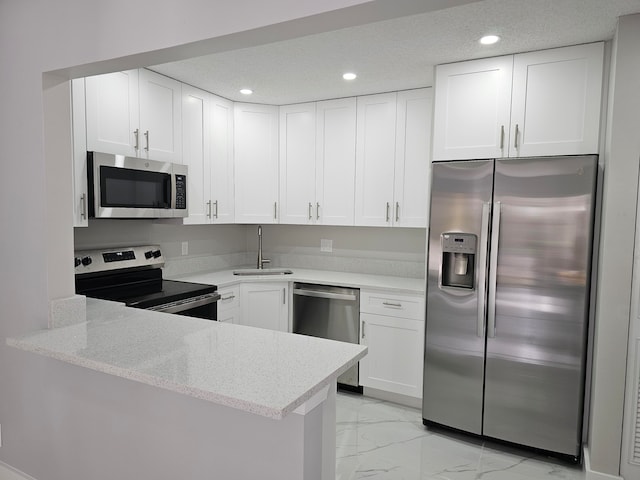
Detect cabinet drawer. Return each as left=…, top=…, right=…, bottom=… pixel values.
left=360, top=289, right=424, bottom=320
left=218, top=285, right=240, bottom=312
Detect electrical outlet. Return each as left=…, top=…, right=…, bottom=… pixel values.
left=181, top=241, right=188, bottom=256
left=320, top=239, right=333, bottom=253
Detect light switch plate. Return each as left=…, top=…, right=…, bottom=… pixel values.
left=320, top=239, right=333, bottom=253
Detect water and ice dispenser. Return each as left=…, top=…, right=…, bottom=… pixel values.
left=440, top=233, right=476, bottom=289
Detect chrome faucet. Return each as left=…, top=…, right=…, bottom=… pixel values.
left=256, top=225, right=270, bottom=269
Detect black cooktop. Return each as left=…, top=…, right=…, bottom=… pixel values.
left=76, top=267, right=217, bottom=309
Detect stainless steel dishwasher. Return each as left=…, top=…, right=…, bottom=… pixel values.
left=292, top=283, right=361, bottom=390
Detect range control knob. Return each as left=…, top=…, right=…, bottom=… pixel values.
left=81, top=256, right=92, bottom=266
left=144, top=250, right=153, bottom=259
left=74, top=257, right=81, bottom=268
left=152, top=250, right=162, bottom=258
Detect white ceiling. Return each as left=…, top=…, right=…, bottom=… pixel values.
left=149, top=0, right=640, bottom=105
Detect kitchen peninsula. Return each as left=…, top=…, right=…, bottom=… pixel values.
left=7, top=298, right=366, bottom=480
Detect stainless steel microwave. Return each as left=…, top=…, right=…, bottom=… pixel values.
left=87, top=151, right=188, bottom=219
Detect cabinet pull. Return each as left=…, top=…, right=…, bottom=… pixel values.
left=213, top=200, right=219, bottom=219
left=500, top=125, right=505, bottom=150
left=361, top=320, right=365, bottom=339
left=316, top=202, right=320, bottom=220
left=144, top=130, right=150, bottom=151
left=133, top=129, right=139, bottom=150
left=386, top=202, right=390, bottom=222
left=221, top=294, right=235, bottom=301
left=308, top=202, right=312, bottom=220
left=282, top=288, right=286, bottom=304
left=80, top=193, right=87, bottom=220
left=207, top=200, right=212, bottom=218
left=382, top=301, right=402, bottom=308
left=395, top=202, right=400, bottom=222
left=274, top=202, right=278, bottom=220
left=514, top=124, right=519, bottom=149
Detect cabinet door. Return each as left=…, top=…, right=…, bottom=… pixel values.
left=234, top=103, right=279, bottom=224
left=210, top=95, right=235, bottom=223
left=138, top=69, right=182, bottom=163
left=85, top=69, right=139, bottom=157
left=71, top=78, right=89, bottom=227
left=218, top=285, right=240, bottom=324
left=510, top=42, right=604, bottom=157
left=359, top=312, right=424, bottom=398
left=432, top=56, right=513, bottom=160
left=182, top=85, right=211, bottom=225
left=240, top=282, right=289, bottom=332
left=279, top=103, right=316, bottom=224
left=393, top=88, right=432, bottom=228
left=316, top=98, right=357, bottom=226
left=355, top=93, right=397, bottom=227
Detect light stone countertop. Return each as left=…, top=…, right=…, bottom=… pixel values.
left=171, top=267, right=425, bottom=294
left=7, top=298, right=367, bottom=420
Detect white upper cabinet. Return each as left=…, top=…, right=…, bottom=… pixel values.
left=85, top=69, right=140, bottom=157
left=138, top=69, right=182, bottom=163
left=432, top=56, right=513, bottom=161
left=355, top=90, right=432, bottom=228
left=355, top=92, right=398, bottom=227
left=433, top=42, right=604, bottom=160
left=316, top=97, right=357, bottom=226
left=510, top=42, right=604, bottom=157
left=234, top=103, right=279, bottom=224
left=393, top=88, right=432, bottom=228
left=279, top=103, right=317, bottom=224
left=279, top=98, right=357, bottom=226
left=210, top=95, right=235, bottom=223
left=182, top=87, right=235, bottom=225
left=85, top=69, right=182, bottom=163
left=182, top=85, right=211, bottom=225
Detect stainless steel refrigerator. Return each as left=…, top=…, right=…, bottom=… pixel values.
left=422, top=155, right=597, bottom=461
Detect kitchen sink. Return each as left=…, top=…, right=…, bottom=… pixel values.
left=232, top=268, right=294, bottom=276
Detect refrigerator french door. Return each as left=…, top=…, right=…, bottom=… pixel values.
left=422, top=156, right=597, bottom=460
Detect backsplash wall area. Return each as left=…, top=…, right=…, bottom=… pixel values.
left=74, top=222, right=427, bottom=278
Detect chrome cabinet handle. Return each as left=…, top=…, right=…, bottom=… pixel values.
left=133, top=129, right=139, bottom=150
left=282, top=288, right=286, bottom=305
left=207, top=200, right=212, bottom=218
left=500, top=125, right=505, bottom=150
left=514, top=124, right=519, bottom=149
left=213, top=200, right=219, bottom=219
left=382, top=301, right=402, bottom=308
left=361, top=320, right=365, bottom=339
left=477, top=202, right=491, bottom=338
left=395, top=202, right=400, bottom=222
left=80, top=193, right=87, bottom=220
left=221, top=294, right=235, bottom=301
left=316, top=202, right=320, bottom=220
left=308, top=202, right=312, bottom=220
left=274, top=202, right=278, bottom=220
left=386, top=202, right=390, bottom=222
left=487, top=201, right=501, bottom=338
left=144, top=130, right=149, bottom=151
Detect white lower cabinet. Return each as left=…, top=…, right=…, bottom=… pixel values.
left=359, top=289, right=425, bottom=398
left=239, top=282, right=289, bottom=332
left=217, top=285, right=240, bottom=324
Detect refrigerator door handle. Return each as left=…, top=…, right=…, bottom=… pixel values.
left=477, top=202, right=491, bottom=338
left=487, top=201, right=501, bottom=338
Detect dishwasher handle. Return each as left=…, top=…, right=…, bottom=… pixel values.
left=293, top=288, right=358, bottom=302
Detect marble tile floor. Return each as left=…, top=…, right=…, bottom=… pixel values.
left=335, top=391, right=585, bottom=480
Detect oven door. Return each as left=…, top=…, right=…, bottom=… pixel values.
left=146, top=292, right=221, bottom=320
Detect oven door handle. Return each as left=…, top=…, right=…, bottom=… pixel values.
left=147, top=292, right=221, bottom=314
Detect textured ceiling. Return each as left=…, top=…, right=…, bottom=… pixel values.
left=149, top=0, right=640, bottom=105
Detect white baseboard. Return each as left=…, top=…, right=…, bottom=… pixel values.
left=584, top=447, right=623, bottom=480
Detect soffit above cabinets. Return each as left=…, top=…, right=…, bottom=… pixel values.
left=148, top=0, right=640, bottom=106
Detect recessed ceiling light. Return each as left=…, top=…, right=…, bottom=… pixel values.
left=342, top=72, right=357, bottom=81
left=240, top=88, right=253, bottom=95
left=480, top=35, right=500, bottom=45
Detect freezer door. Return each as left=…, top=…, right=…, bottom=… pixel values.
left=423, top=159, right=494, bottom=434
left=483, top=156, right=597, bottom=457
